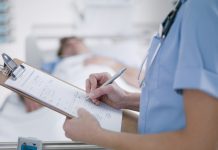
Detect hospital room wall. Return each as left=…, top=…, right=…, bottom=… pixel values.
left=0, top=0, right=174, bottom=102
left=0, top=0, right=174, bottom=60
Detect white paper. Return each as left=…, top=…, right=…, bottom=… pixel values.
left=5, top=64, right=122, bottom=132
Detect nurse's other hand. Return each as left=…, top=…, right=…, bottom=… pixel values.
left=63, top=108, right=102, bottom=143
left=86, top=72, right=127, bottom=109
left=23, top=97, right=43, bottom=112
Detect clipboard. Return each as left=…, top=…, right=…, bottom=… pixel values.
left=0, top=53, right=138, bottom=132
left=0, top=53, right=84, bottom=118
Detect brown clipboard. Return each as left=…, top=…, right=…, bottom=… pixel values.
left=0, top=58, right=86, bottom=118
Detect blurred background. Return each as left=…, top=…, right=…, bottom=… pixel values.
left=0, top=0, right=176, bottom=142
left=0, top=0, right=175, bottom=99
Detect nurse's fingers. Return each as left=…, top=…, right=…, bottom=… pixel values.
left=92, top=98, right=101, bottom=105
left=87, top=72, right=112, bottom=105
left=86, top=77, right=100, bottom=104
left=86, top=79, right=91, bottom=93
left=77, top=108, right=92, bottom=119
left=63, top=117, right=72, bottom=137
left=89, top=72, right=111, bottom=85
left=89, top=84, right=113, bottom=100
left=63, top=117, right=74, bottom=130
left=89, top=74, right=98, bottom=91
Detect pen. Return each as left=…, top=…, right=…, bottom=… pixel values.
left=100, top=67, right=127, bottom=87
left=86, top=67, right=127, bottom=99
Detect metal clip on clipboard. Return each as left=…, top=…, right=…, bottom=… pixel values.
left=1, top=53, right=25, bottom=80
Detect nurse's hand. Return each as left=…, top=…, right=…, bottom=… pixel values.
left=86, top=72, right=128, bottom=109
left=63, top=108, right=102, bottom=143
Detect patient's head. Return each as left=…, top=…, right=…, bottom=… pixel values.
left=57, top=37, right=88, bottom=57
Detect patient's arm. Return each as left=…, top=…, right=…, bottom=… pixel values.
left=21, top=96, right=43, bottom=112
left=84, top=56, right=139, bottom=88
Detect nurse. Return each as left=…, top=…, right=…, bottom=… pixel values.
left=63, top=0, right=218, bottom=149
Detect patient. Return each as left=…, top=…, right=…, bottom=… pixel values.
left=41, top=37, right=88, bottom=74
left=23, top=36, right=139, bottom=112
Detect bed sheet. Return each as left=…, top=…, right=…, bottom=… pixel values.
left=0, top=94, right=69, bottom=142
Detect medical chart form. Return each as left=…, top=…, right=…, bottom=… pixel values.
left=5, top=64, right=122, bottom=132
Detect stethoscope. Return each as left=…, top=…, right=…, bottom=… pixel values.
left=138, top=0, right=182, bottom=87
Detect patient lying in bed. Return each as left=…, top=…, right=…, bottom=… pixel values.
left=23, top=36, right=139, bottom=112
left=42, top=36, right=138, bottom=86
left=0, top=36, right=139, bottom=141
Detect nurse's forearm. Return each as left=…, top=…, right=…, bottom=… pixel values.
left=123, top=92, right=140, bottom=111
left=95, top=130, right=182, bottom=150
left=91, top=129, right=208, bottom=150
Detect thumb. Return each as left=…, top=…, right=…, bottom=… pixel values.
left=77, top=108, right=91, bottom=118
left=89, top=85, right=113, bottom=99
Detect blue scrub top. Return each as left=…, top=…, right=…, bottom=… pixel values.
left=139, top=0, right=218, bottom=134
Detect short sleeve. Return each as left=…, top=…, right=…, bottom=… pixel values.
left=173, top=0, right=218, bottom=98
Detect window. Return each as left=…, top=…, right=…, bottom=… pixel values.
left=0, top=0, right=11, bottom=43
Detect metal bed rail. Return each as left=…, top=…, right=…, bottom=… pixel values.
left=0, top=141, right=107, bottom=150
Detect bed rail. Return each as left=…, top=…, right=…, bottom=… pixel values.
left=0, top=141, right=106, bottom=150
